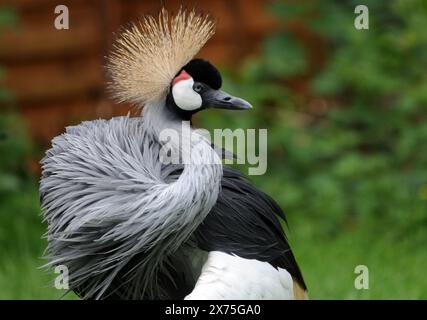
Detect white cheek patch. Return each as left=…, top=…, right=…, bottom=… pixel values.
left=172, top=78, right=202, bottom=111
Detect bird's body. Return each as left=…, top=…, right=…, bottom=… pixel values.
left=40, top=8, right=307, bottom=299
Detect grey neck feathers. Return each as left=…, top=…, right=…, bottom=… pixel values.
left=135, top=101, right=223, bottom=296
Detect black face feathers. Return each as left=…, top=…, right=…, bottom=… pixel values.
left=182, top=59, right=222, bottom=90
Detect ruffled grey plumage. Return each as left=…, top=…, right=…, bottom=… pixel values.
left=40, top=104, right=222, bottom=299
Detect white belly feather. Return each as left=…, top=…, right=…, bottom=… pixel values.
left=185, top=251, right=294, bottom=300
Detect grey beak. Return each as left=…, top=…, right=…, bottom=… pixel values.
left=203, top=88, right=252, bottom=110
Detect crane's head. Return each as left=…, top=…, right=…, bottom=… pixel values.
left=106, top=8, right=251, bottom=116
left=168, top=59, right=252, bottom=118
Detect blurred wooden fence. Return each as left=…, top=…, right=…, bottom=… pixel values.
left=0, top=0, right=324, bottom=147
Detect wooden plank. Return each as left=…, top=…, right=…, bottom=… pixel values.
left=0, top=1, right=104, bottom=61
left=20, top=98, right=132, bottom=144
left=120, top=0, right=235, bottom=36
left=3, top=55, right=105, bottom=103
left=236, top=0, right=278, bottom=35
left=99, top=0, right=123, bottom=48
left=197, top=39, right=251, bottom=65
left=0, top=0, right=74, bottom=10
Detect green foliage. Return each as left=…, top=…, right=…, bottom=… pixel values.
left=0, top=114, right=30, bottom=193
left=0, top=6, right=18, bottom=27
left=200, top=0, right=427, bottom=239
left=198, top=1, right=427, bottom=298
left=0, top=113, right=76, bottom=299
left=0, top=6, right=17, bottom=105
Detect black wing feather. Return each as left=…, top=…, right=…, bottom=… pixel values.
left=194, top=166, right=307, bottom=290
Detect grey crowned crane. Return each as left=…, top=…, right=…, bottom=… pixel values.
left=40, top=8, right=307, bottom=300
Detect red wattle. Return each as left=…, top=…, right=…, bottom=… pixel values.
left=172, top=70, right=192, bottom=86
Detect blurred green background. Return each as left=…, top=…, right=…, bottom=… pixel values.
left=1, top=0, right=427, bottom=299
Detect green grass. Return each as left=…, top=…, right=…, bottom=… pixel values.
left=0, top=185, right=76, bottom=299
left=0, top=183, right=425, bottom=299
left=290, top=218, right=427, bottom=299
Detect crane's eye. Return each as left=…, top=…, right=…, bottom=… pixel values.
left=193, top=83, right=203, bottom=93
